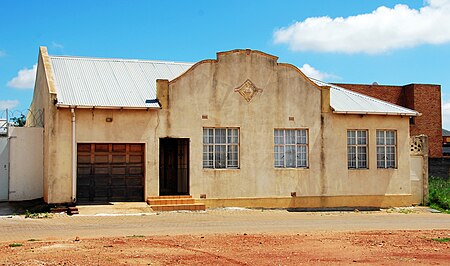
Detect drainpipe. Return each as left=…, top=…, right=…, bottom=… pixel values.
left=71, top=108, right=77, bottom=203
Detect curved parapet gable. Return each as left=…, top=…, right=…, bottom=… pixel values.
left=170, top=59, right=216, bottom=85
left=170, top=49, right=322, bottom=93
left=277, top=63, right=322, bottom=91
left=216, top=49, right=279, bottom=62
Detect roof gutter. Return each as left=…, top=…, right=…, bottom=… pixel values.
left=55, top=104, right=161, bottom=110
left=332, top=110, right=421, bottom=116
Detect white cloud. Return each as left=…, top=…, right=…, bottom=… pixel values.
left=52, top=41, right=64, bottom=50
left=0, top=50, right=5, bottom=57
left=442, top=99, right=450, bottom=129
left=274, top=0, right=450, bottom=54
left=7, top=64, right=37, bottom=89
left=0, top=100, right=19, bottom=110
left=299, top=64, right=339, bottom=81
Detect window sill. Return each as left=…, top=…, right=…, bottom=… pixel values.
left=202, top=168, right=240, bottom=171
left=274, top=167, right=309, bottom=170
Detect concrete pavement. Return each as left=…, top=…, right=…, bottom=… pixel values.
left=0, top=208, right=449, bottom=242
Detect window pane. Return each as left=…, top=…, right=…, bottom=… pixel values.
left=214, top=145, right=226, bottom=168
left=285, top=145, right=296, bottom=167
left=386, top=131, right=395, bottom=145
left=286, top=130, right=296, bottom=144
left=227, top=145, right=238, bottom=168
left=227, top=128, right=238, bottom=144
left=203, top=128, right=214, bottom=144
left=274, top=130, right=284, bottom=144
left=348, top=146, right=356, bottom=168
left=347, top=131, right=356, bottom=145
left=386, top=146, right=396, bottom=168
left=203, top=145, right=213, bottom=168
left=274, top=146, right=284, bottom=168
left=357, top=146, right=367, bottom=168
left=376, top=130, right=384, bottom=145
left=215, top=129, right=226, bottom=144
left=297, top=130, right=307, bottom=144
left=297, top=145, right=307, bottom=167
left=357, top=130, right=367, bottom=145
left=377, top=146, right=385, bottom=168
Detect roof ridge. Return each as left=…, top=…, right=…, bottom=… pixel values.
left=49, top=55, right=195, bottom=65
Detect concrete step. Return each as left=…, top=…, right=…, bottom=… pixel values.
left=147, top=195, right=192, bottom=199
left=150, top=203, right=206, bottom=212
left=76, top=202, right=153, bottom=215
left=147, top=198, right=195, bottom=205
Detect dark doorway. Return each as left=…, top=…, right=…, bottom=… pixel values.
left=159, top=138, right=189, bottom=195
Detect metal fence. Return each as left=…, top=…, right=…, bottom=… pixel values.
left=0, top=109, right=44, bottom=136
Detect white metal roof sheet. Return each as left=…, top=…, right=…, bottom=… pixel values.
left=50, top=56, right=194, bottom=108
left=309, top=78, right=419, bottom=116
left=48, top=54, right=419, bottom=116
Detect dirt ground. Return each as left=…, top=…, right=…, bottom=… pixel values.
left=1, top=230, right=449, bottom=265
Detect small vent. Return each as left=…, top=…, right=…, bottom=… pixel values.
left=145, top=99, right=158, bottom=104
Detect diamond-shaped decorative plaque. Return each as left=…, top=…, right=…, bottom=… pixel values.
left=234, top=79, right=263, bottom=102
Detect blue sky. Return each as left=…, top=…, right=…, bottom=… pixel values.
left=1, top=0, right=450, bottom=127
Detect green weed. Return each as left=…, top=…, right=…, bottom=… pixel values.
left=24, top=210, right=51, bottom=219
left=428, top=177, right=450, bottom=213
left=431, top=237, right=450, bottom=243
left=9, top=243, right=23, bottom=247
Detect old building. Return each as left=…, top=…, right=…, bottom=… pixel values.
left=27, top=47, right=420, bottom=209
left=335, top=83, right=442, bottom=158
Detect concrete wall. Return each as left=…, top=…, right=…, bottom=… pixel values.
left=35, top=49, right=413, bottom=207
left=0, top=137, right=8, bottom=201
left=410, top=156, right=424, bottom=204
left=429, top=158, right=450, bottom=179
left=8, top=127, right=43, bottom=201
left=27, top=47, right=59, bottom=203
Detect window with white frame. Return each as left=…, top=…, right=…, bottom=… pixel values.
left=203, top=128, right=239, bottom=169
left=347, top=130, right=368, bottom=169
left=274, top=129, right=308, bottom=168
left=376, top=130, right=396, bottom=168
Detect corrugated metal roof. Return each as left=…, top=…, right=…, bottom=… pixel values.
left=50, top=56, right=194, bottom=108
left=48, top=54, right=419, bottom=116
left=309, top=78, right=420, bottom=116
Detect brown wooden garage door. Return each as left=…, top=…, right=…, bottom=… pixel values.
left=77, top=143, right=145, bottom=202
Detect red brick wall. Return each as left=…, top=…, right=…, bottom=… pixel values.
left=335, top=83, right=442, bottom=158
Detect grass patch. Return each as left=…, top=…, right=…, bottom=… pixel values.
left=27, top=239, right=40, bottom=242
left=431, top=237, right=450, bottom=243
left=24, top=210, right=51, bottom=219
left=9, top=243, right=23, bottom=247
left=428, top=177, right=450, bottom=213
left=127, top=235, right=145, bottom=238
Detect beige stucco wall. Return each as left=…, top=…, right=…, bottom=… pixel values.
left=34, top=49, right=413, bottom=206
left=27, top=47, right=63, bottom=203
left=166, top=50, right=323, bottom=199
left=8, top=127, right=43, bottom=201
left=322, top=113, right=411, bottom=196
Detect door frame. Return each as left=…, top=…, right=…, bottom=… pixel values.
left=159, top=138, right=190, bottom=196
